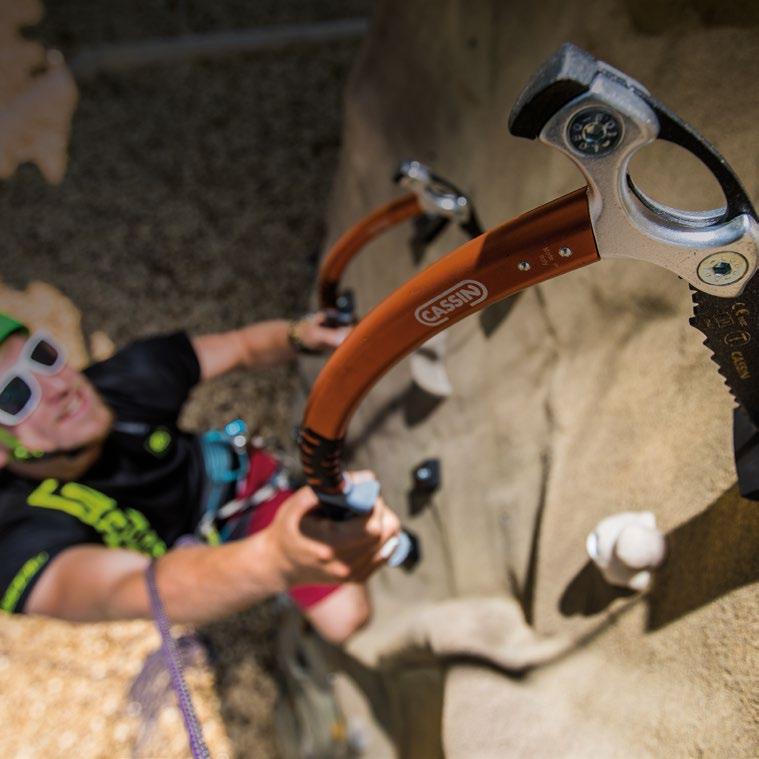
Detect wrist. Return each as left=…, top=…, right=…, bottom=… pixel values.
left=286, top=319, right=305, bottom=354
left=245, top=530, right=291, bottom=594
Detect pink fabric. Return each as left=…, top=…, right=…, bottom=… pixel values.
left=241, top=449, right=338, bottom=610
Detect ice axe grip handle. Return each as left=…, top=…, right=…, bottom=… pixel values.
left=322, top=290, right=356, bottom=328
left=313, top=476, right=420, bottom=570
left=299, top=427, right=420, bottom=570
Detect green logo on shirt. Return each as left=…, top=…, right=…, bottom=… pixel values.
left=147, top=428, right=172, bottom=456
left=28, top=479, right=167, bottom=557
left=1, top=551, right=49, bottom=613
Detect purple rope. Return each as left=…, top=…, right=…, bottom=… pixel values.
left=146, top=560, right=211, bottom=759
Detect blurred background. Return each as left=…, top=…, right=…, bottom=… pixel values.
left=0, top=1, right=374, bottom=757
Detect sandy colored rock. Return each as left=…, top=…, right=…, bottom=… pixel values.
left=0, top=615, right=232, bottom=759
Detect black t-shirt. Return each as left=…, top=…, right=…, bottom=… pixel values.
left=0, top=332, right=206, bottom=614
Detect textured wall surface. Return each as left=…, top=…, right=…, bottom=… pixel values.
left=311, top=1, right=759, bottom=755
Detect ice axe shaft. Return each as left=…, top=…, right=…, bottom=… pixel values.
left=301, top=189, right=598, bottom=568
left=304, top=188, right=596, bottom=440
left=301, top=43, right=758, bottom=569
left=319, top=193, right=421, bottom=310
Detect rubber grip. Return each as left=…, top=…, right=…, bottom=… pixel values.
left=316, top=479, right=421, bottom=571
left=508, top=42, right=597, bottom=139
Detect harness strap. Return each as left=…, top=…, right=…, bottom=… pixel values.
left=197, top=419, right=251, bottom=542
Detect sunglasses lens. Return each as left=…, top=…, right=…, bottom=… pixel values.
left=30, top=338, right=60, bottom=368
left=0, top=376, right=33, bottom=417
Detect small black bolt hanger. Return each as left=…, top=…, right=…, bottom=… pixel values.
left=412, top=458, right=441, bottom=493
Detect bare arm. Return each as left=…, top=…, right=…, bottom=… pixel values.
left=25, top=532, right=284, bottom=625
left=25, top=484, right=399, bottom=626
left=191, top=314, right=350, bottom=381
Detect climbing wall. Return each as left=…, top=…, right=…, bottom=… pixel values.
left=312, top=1, right=759, bottom=755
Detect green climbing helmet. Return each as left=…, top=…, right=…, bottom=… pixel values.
left=0, top=312, right=28, bottom=347
left=0, top=312, right=42, bottom=461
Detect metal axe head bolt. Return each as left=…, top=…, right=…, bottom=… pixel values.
left=508, top=43, right=758, bottom=298
left=568, top=108, right=622, bottom=156
left=696, top=251, right=749, bottom=286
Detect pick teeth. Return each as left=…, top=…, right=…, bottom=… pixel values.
left=689, top=286, right=739, bottom=405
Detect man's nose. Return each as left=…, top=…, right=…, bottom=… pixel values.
left=39, top=371, right=70, bottom=399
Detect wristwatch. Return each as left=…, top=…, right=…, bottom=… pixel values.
left=287, top=318, right=321, bottom=355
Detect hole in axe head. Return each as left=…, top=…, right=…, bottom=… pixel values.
left=628, top=139, right=725, bottom=213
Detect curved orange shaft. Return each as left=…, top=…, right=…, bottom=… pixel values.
left=318, top=193, right=422, bottom=309
left=301, top=187, right=600, bottom=493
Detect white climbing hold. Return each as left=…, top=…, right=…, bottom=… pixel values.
left=410, top=331, right=452, bottom=398
left=586, top=511, right=667, bottom=591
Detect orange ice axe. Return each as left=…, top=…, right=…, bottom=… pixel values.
left=301, top=44, right=759, bottom=568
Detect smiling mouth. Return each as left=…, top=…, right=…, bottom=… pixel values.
left=58, top=387, right=91, bottom=423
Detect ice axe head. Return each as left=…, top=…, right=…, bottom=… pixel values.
left=395, top=160, right=476, bottom=226
left=508, top=43, right=758, bottom=298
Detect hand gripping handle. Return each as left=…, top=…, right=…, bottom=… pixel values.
left=299, top=427, right=420, bottom=569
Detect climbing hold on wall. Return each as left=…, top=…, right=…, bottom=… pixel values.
left=410, top=331, right=452, bottom=398
left=585, top=511, right=667, bottom=591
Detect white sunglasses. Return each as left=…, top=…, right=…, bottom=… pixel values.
left=0, top=331, right=67, bottom=426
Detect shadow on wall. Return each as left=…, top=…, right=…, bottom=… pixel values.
left=323, top=641, right=446, bottom=759
left=646, top=483, right=759, bottom=631
left=625, top=0, right=759, bottom=34
left=343, top=382, right=446, bottom=461
left=558, top=484, right=759, bottom=629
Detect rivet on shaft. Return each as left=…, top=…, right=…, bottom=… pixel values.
left=559, top=246, right=573, bottom=258
left=518, top=261, right=531, bottom=272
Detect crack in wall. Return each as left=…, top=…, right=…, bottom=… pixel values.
left=520, top=285, right=560, bottom=625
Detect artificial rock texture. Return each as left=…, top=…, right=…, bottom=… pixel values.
left=302, top=0, right=759, bottom=756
